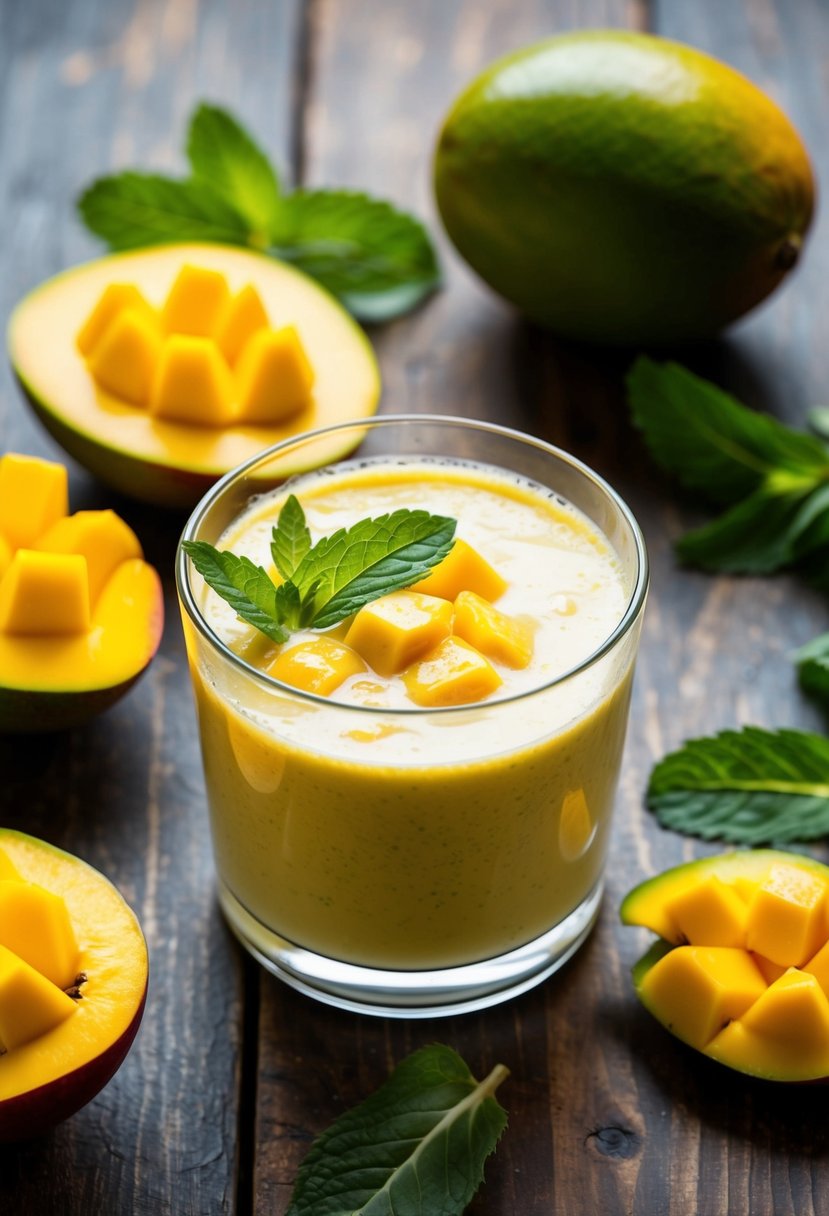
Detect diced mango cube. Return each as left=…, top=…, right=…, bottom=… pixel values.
left=87, top=307, right=162, bottom=406
left=150, top=335, right=235, bottom=427
left=0, top=849, right=20, bottom=882
left=0, top=551, right=90, bottom=636
left=708, top=970, right=829, bottom=1080
left=804, top=939, right=829, bottom=998
left=76, top=283, right=156, bottom=356
left=411, top=539, right=507, bottom=602
left=35, top=509, right=142, bottom=606
left=214, top=284, right=270, bottom=364
left=639, top=945, right=767, bottom=1050
left=746, top=862, right=828, bottom=967
left=235, top=325, right=315, bottom=423
left=403, top=635, right=502, bottom=707
left=452, top=589, right=534, bottom=669
left=663, top=876, right=750, bottom=948
left=0, top=453, right=68, bottom=551
left=0, top=534, right=10, bottom=579
left=0, top=879, right=79, bottom=988
left=345, top=591, right=453, bottom=677
left=0, top=943, right=77, bottom=1051
left=267, top=637, right=366, bottom=696
left=161, top=264, right=231, bottom=336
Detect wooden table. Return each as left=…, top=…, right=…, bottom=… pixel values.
left=2, top=1, right=828, bottom=1212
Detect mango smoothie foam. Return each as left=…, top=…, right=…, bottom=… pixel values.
left=177, top=417, right=648, bottom=1016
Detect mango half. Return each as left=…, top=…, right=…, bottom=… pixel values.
left=8, top=245, right=381, bottom=507
left=0, top=453, right=163, bottom=732
left=0, top=829, right=148, bottom=1140
left=621, top=851, right=829, bottom=1081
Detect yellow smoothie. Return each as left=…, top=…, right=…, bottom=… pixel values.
left=187, top=458, right=639, bottom=970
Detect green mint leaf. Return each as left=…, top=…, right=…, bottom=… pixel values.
left=271, top=189, right=441, bottom=322
left=77, top=173, right=249, bottom=250
left=274, top=579, right=302, bottom=630
left=647, top=726, right=829, bottom=844
left=627, top=358, right=829, bottom=507
left=186, top=103, right=282, bottom=242
left=285, top=1044, right=508, bottom=1216
left=292, top=509, right=456, bottom=630
left=795, top=632, right=829, bottom=704
left=270, top=495, right=312, bottom=580
left=182, top=540, right=290, bottom=643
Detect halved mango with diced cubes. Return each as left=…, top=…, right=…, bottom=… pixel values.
left=0, top=829, right=147, bottom=1140
left=8, top=245, right=380, bottom=506
left=622, top=850, right=829, bottom=1080
left=0, top=452, right=163, bottom=731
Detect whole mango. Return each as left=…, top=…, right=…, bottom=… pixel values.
left=434, top=31, right=815, bottom=346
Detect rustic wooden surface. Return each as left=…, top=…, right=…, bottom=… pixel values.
left=1, top=1, right=828, bottom=1213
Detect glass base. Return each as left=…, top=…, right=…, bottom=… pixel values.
left=217, top=878, right=604, bottom=1018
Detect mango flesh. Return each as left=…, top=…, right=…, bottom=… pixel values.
left=623, top=851, right=829, bottom=1080
left=435, top=30, right=815, bottom=346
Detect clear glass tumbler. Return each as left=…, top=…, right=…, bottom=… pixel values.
left=177, top=415, right=648, bottom=1017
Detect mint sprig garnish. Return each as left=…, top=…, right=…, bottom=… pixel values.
left=627, top=358, right=829, bottom=574
left=647, top=726, right=829, bottom=844
left=285, top=1044, right=509, bottom=1216
left=184, top=495, right=456, bottom=642
left=78, top=102, right=440, bottom=322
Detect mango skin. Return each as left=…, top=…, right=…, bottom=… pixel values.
left=434, top=31, right=815, bottom=346
left=623, top=851, right=829, bottom=1082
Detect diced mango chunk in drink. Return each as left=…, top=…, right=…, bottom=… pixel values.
left=214, top=284, right=270, bottom=364
left=268, top=637, right=366, bottom=696
left=235, top=326, right=315, bottom=423
left=87, top=308, right=162, bottom=406
left=403, top=635, right=502, bottom=707
left=452, top=589, right=534, bottom=669
left=0, top=880, right=79, bottom=988
left=161, top=264, right=231, bottom=336
left=0, top=943, right=77, bottom=1052
left=746, top=863, right=828, bottom=967
left=0, top=550, right=90, bottom=636
left=663, top=875, right=749, bottom=948
left=76, top=283, right=155, bottom=356
left=639, top=945, right=767, bottom=1050
left=150, top=335, right=235, bottom=426
left=411, top=538, right=507, bottom=602
left=35, top=510, right=142, bottom=605
left=0, top=454, right=68, bottom=551
left=345, top=591, right=453, bottom=676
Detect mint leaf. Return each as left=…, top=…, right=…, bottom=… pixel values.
left=627, top=358, right=829, bottom=507
left=181, top=541, right=289, bottom=643
left=795, top=633, right=829, bottom=704
left=647, top=726, right=829, bottom=844
left=270, top=495, right=311, bottom=580
left=271, top=189, right=440, bottom=321
left=186, top=103, right=282, bottom=242
left=77, top=173, right=249, bottom=250
left=292, top=509, right=456, bottom=629
left=286, top=1044, right=508, bottom=1216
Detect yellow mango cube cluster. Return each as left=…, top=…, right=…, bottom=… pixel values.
left=641, top=860, right=829, bottom=1078
left=0, top=849, right=79, bottom=1052
left=268, top=537, right=535, bottom=707
left=77, top=265, right=315, bottom=428
left=0, top=453, right=142, bottom=636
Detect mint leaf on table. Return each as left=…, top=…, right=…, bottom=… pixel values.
left=186, top=102, right=282, bottom=242
left=291, top=508, right=456, bottom=629
left=184, top=500, right=456, bottom=643
left=271, top=189, right=440, bottom=322
left=627, top=358, right=829, bottom=573
left=795, top=633, right=829, bottom=704
left=77, top=102, right=440, bottom=323
left=647, top=726, right=829, bottom=844
left=286, top=1044, right=509, bottom=1216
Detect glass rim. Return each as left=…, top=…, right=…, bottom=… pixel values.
left=176, top=413, right=649, bottom=717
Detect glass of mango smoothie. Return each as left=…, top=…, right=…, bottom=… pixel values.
left=177, top=416, right=647, bottom=1016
